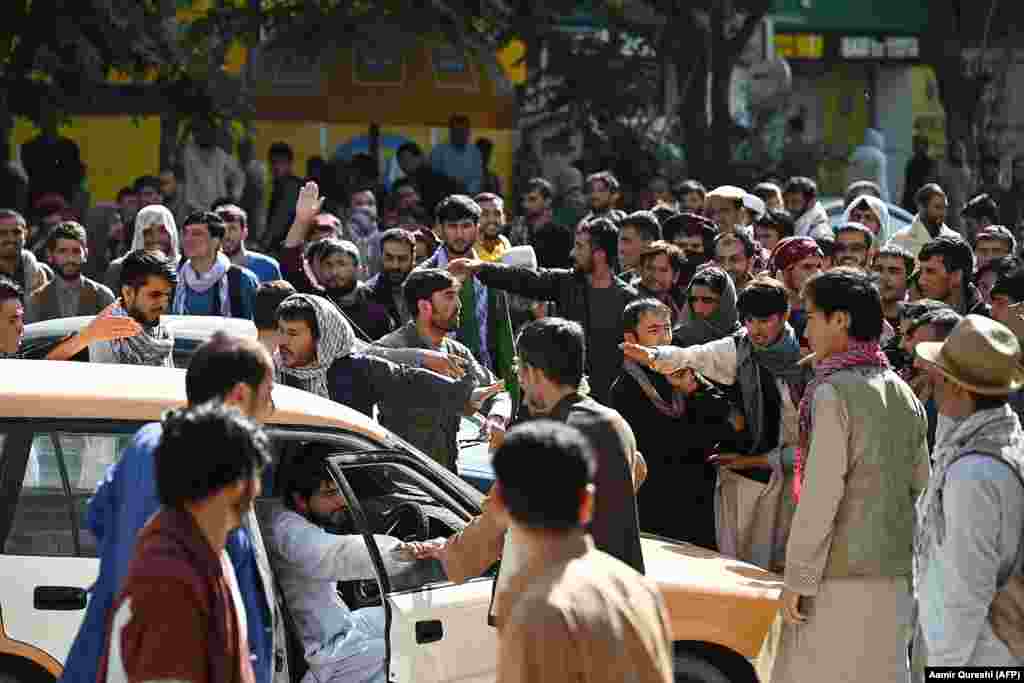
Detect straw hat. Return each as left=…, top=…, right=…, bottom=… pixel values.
left=915, top=314, right=1024, bottom=395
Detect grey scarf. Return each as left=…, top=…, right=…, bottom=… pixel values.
left=108, top=300, right=174, bottom=366
left=915, top=405, right=1024, bottom=563
left=673, top=266, right=740, bottom=348
left=733, top=324, right=809, bottom=455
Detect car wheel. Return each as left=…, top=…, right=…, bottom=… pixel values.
left=673, top=652, right=733, bottom=683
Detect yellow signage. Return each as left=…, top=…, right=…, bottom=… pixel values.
left=775, top=34, right=824, bottom=60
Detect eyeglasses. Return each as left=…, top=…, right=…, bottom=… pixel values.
left=688, top=295, right=720, bottom=306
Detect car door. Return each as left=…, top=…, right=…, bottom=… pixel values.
left=326, top=453, right=499, bottom=683
left=0, top=423, right=135, bottom=664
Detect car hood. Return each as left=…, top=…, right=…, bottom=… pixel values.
left=641, top=535, right=782, bottom=657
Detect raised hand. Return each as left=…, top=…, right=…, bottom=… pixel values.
left=295, top=181, right=326, bottom=226
left=620, top=341, right=655, bottom=367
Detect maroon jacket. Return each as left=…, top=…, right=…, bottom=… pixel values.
left=96, top=507, right=255, bottom=683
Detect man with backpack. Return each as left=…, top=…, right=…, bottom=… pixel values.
left=172, top=210, right=258, bottom=319
left=913, top=314, right=1024, bottom=676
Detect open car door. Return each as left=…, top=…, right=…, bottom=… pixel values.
left=325, top=453, right=498, bottom=683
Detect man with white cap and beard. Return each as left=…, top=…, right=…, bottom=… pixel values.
left=104, top=203, right=180, bottom=291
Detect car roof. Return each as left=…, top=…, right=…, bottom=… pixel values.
left=23, top=315, right=257, bottom=341
left=0, top=359, right=394, bottom=443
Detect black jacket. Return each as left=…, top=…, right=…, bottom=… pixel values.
left=475, top=261, right=638, bottom=403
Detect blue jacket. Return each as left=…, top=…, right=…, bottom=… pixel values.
left=60, top=423, right=273, bottom=683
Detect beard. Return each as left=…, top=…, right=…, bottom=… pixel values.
left=384, top=268, right=410, bottom=286
left=325, top=281, right=358, bottom=298
left=311, top=506, right=356, bottom=535
left=223, top=241, right=242, bottom=257
left=56, top=263, right=82, bottom=280
left=446, top=241, right=473, bottom=257
left=127, top=302, right=160, bottom=328
left=436, top=310, right=460, bottom=331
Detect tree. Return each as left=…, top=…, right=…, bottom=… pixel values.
left=921, top=0, right=1024, bottom=161
left=511, top=0, right=770, bottom=184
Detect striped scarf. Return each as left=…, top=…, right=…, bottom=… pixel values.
left=794, top=340, right=889, bottom=501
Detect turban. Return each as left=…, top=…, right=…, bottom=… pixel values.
left=770, top=236, right=822, bottom=274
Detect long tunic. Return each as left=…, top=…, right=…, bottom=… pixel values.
left=773, top=377, right=929, bottom=683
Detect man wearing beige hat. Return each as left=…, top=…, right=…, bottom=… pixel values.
left=912, top=314, right=1024, bottom=677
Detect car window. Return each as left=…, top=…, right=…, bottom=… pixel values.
left=338, top=461, right=475, bottom=594
left=4, top=432, right=132, bottom=558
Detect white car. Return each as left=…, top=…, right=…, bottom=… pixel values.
left=0, top=360, right=783, bottom=683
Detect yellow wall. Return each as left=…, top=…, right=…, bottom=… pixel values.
left=910, top=65, right=946, bottom=157
left=12, top=116, right=514, bottom=205
left=12, top=115, right=161, bottom=205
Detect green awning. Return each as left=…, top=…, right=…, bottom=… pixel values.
left=772, top=0, right=927, bottom=36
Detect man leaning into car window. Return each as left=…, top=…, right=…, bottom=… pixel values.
left=270, top=452, right=405, bottom=683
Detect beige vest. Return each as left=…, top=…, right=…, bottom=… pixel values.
left=820, top=368, right=927, bottom=579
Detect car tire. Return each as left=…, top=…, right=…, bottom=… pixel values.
left=673, top=652, right=733, bottom=683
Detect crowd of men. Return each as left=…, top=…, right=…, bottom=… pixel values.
left=5, top=128, right=1024, bottom=682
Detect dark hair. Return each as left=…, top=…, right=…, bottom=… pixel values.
left=578, top=217, right=620, bottom=271
left=675, top=179, right=706, bottom=198
left=276, top=295, right=320, bottom=341
left=254, top=280, right=297, bottom=331
left=898, top=299, right=951, bottom=327
left=619, top=211, right=662, bottom=243
left=396, top=142, right=423, bottom=158
left=391, top=176, right=417, bottom=194
left=527, top=177, right=555, bottom=200
left=915, top=183, right=947, bottom=208
left=737, top=277, right=789, bottom=320
left=0, top=209, right=26, bottom=229
left=844, top=180, right=882, bottom=205
left=976, top=254, right=1020, bottom=286
left=911, top=309, right=962, bottom=340
left=474, top=192, right=503, bottom=210
left=305, top=237, right=360, bottom=267
left=586, top=171, right=620, bottom=194
left=784, top=176, right=818, bottom=198
left=119, top=249, right=177, bottom=292
left=992, top=267, right=1024, bottom=303
left=449, top=113, right=470, bottom=127
left=516, top=317, right=585, bottom=388
left=623, top=297, right=671, bottom=333
left=640, top=240, right=687, bottom=274
left=876, top=244, right=915, bottom=276
left=435, top=194, right=482, bottom=223
left=279, top=449, right=334, bottom=511
left=815, top=234, right=836, bottom=258
left=186, top=332, right=271, bottom=404
left=715, top=230, right=756, bottom=259
left=651, top=206, right=679, bottom=227
left=403, top=268, right=459, bottom=318
left=268, top=142, right=294, bottom=161
left=492, top=420, right=596, bottom=531
left=133, top=175, right=161, bottom=194
left=663, top=212, right=715, bottom=243
left=182, top=210, right=227, bottom=241
left=963, top=193, right=1000, bottom=222
left=379, top=228, right=416, bottom=253
left=802, top=268, right=884, bottom=341
left=835, top=221, right=874, bottom=247
left=753, top=182, right=782, bottom=203
left=690, top=267, right=729, bottom=296
left=756, top=209, right=795, bottom=239
left=919, top=236, right=974, bottom=276
left=45, top=221, right=88, bottom=251
left=117, top=187, right=136, bottom=202
left=0, top=276, right=23, bottom=305
left=155, top=402, right=270, bottom=507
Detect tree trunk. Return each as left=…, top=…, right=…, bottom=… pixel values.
left=159, top=109, right=181, bottom=172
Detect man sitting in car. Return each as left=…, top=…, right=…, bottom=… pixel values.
left=270, top=453, right=401, bottom=683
